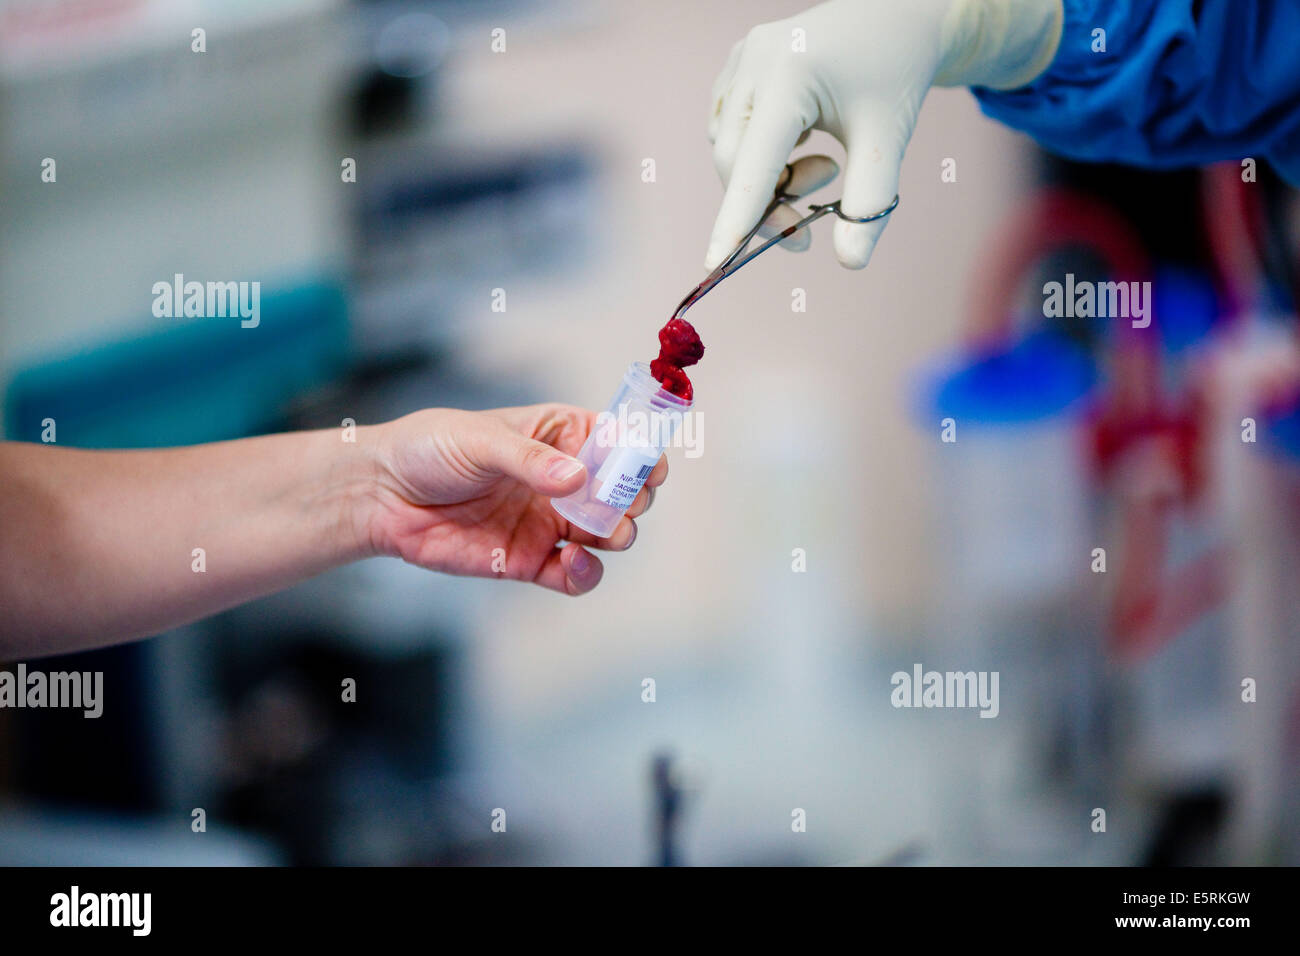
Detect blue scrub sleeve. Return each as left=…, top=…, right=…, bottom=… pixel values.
left=972, top=0, right=1300, bottom=183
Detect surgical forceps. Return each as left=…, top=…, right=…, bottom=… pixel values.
left=672, top=168, right=899, bottom=321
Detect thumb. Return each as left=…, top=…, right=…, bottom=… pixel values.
left=833, top=125, right=904, bottom=270
left=474, top=417, right=587, bottom=497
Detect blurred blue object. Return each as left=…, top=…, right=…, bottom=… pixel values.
left=1151, top=265, right=1220, bottom=355
left=1263, top=400, right=1300, bottom=463
left=973, top=0, right=1300, bottom=184
left=5, top=280, right=349, bottom=448
left=922, top=332, right=1097, bottom=425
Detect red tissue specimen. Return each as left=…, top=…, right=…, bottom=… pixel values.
left=650, top=318, right=704, bottom=401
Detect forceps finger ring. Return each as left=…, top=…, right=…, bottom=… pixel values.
left=673, top=182, right=899, bottom=321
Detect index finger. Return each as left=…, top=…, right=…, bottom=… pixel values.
left=705, top=92, right=808, bottom=270
left=645, top=453, right=668, bottom=489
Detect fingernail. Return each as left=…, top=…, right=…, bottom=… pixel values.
left=570, top=547, right=591, bottom=576
left=547, top=456, right=584, bottom=481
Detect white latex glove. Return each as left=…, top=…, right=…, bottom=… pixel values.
left=706, top=0, right=1063, bottom=270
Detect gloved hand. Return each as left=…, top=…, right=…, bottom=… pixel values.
left=706, top=0, right=1064, bottom=270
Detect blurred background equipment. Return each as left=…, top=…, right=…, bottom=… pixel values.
left=1, top=0, right=1298, bottom=866
left=916, top=157, right=1300, bottom=864
left=1, top=0, right=596, bottom=866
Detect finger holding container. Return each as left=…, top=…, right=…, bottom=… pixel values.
left=551, top=362, right=691, bottom=538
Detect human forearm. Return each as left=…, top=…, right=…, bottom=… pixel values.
left=0, top=428, right=377, bottom=659
left=0, top=402, right=657, bottom=659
